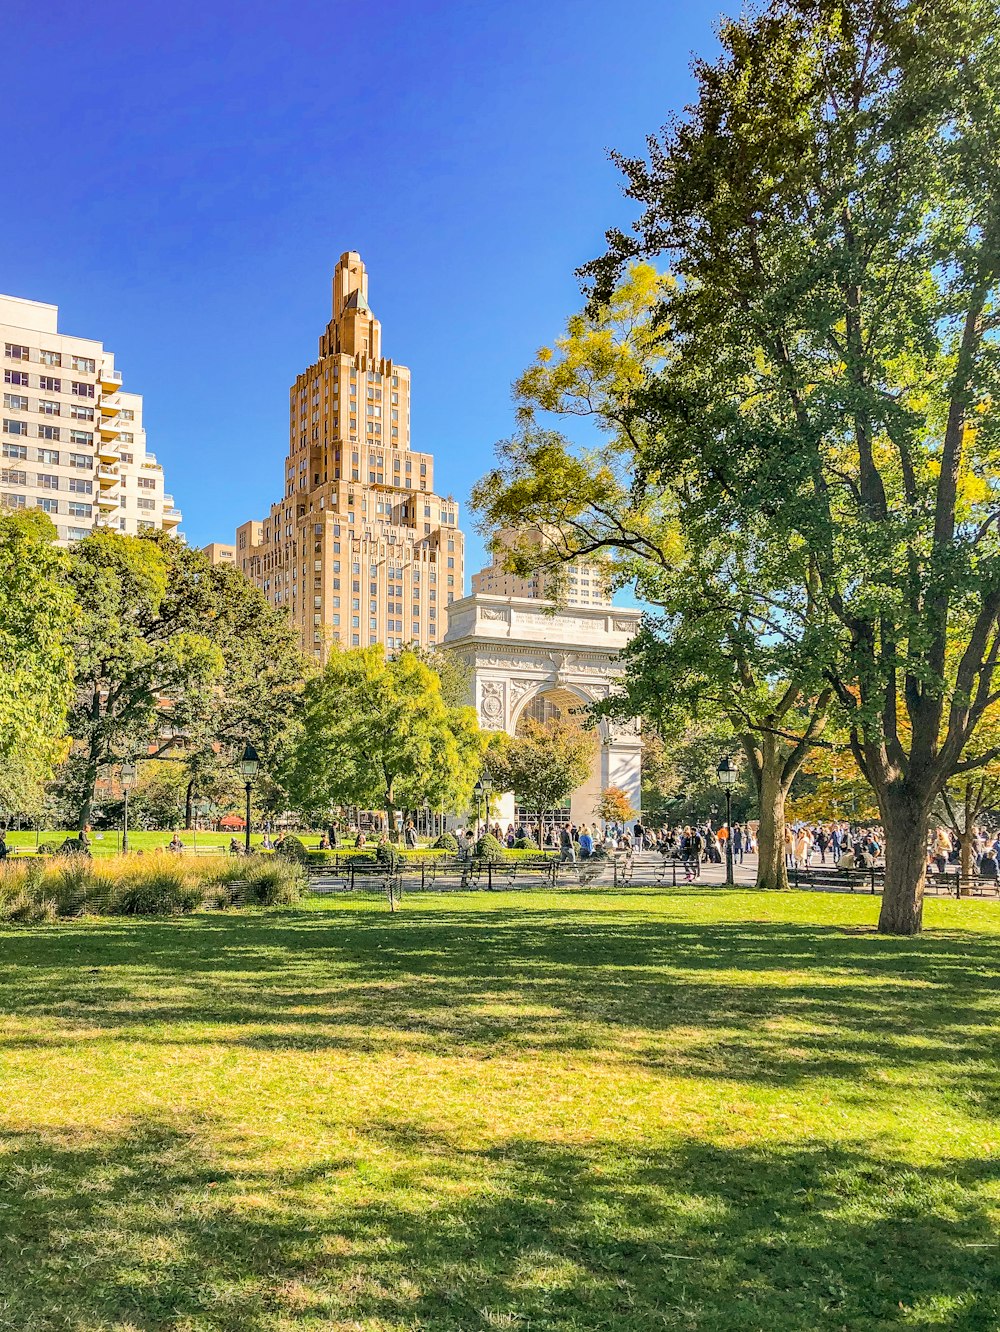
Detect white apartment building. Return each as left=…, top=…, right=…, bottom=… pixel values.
left=1, top=294, right=181, bottom=543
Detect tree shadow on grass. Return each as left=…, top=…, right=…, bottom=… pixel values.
left=1, top=1115, right=999, bottom=1331
left=4, top=908, right=1000, bottom=1114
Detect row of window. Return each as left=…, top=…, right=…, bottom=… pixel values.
left=2, top=444, right=92, bottom=466
left=2, top=420, right=97, bottom=444
left=1, top=468, right=93, bottom=493
left=2, top=492, right=92, bottom=517
left=5, top=344, right=97, bottom=373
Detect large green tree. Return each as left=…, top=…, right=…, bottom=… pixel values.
left=580, top=0, right=1000, bottom=932
left=473, top=269, right=831, bottom=890
left=283, top=647, right=483, bottom=835
left=61, top=533, right=304, bottom=831
left=0, top=510, right=75, bottom=815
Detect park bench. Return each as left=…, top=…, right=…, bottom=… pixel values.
left=789, top=864, right=884, bottom=894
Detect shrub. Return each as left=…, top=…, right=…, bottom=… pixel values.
left=276, top=834, right=310, bottom=863
left=433, top=832, right=458, bottom=852
left=57, top=837, right=90, bottom=858
left=37, top=842, right=59, bottom=856
left=474, top=833, right=507, bottom=863
left=513, top=836, right=539, bottom=851
left=375, top=841, right=401, bottom=873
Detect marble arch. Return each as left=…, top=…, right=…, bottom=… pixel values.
left=441, top=593, right=642, bottom=827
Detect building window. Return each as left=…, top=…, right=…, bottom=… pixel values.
left=70, top=405, right=94, bottom=421
left=37, top=447, right=59, bottom=465
left=71, top=382, right=95, bottom=399
left=137, top=476, right=156, bottom=489
left=71, top=355, right=96, bottom=373
left=69, top=453, right=91, bottom=469
left=4, top=344, right=29, bottom=361
left=39, top=350, right=61, bottom=367
left=37, top=497, right=58, bottom=514
left=68, top=502, right=93, bottom=518
left=37, top=473, right=59, bottom=490
left=69, top=430, right=91, bottom=446
left=39, top=376, right=61, bottom=393
left=68, top=477, right=93, bottom=494
left=38, top=425, right=60, bottom=441
left=3, top=493, right=27, bottom=509
left=137, top=497, right=155, bottom=510
left=38, top=399, right=60, bottom=416
left=1, top=443, right=26, bottom=460
left=1, top=468, right=27, bottom=485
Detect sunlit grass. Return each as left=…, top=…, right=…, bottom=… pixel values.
left=2, top=890, right=1000, bottom=1329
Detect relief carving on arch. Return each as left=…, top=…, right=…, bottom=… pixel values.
left=479, top=679, right=506, bottom=730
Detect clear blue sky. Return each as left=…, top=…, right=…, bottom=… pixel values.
left=3, top=0, right=721, bottom=573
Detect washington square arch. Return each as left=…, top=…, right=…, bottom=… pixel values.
left=442, top=592, right=643, bottom=827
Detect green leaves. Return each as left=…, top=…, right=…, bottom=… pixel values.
left=0, top=511, right=74, bottom=814
left=283, top=647, right=483, bottom=823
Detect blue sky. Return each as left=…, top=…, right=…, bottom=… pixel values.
left=3, top=0, right=722, bottom=573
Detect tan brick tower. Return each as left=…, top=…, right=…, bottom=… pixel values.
left=236, top=252, right=464, bottom=659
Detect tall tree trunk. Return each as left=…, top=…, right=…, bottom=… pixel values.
left=185, top=779, right=195, bottom=831
left=77, top=759, right=99, bottom=834
left=959, top=828, right=974, bottom=884
left=755, top=753, right=789, bottom=891
left=879, top=791, right=929, bottom=935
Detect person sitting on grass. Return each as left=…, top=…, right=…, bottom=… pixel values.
left=168, top=832, right=185, bottom=853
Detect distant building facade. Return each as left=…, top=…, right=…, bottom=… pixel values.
left=1, top=293, right=181, bottom=543
left=472, top=527, right=612, bottom=607
left=236, top=251, right=464, bottom=659
left=202, top=542, right=236, bottom=566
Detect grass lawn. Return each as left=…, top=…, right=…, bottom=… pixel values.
left=4, top=830, right=281, bottom=856
left=2, top=891, right=1000, bottom=1330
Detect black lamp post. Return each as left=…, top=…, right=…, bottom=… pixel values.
left=120, top=760, right=137, bottom=853
left=473, top=768, right=493, bottom=834
left=717, top=755, right=738, bottom=885
left=239, top=743, right=259, bottom=854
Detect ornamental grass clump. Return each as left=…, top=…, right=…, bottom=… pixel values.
left=110, top=859, right=204, bottom=916
left=241, top=857, right=305, bottom=906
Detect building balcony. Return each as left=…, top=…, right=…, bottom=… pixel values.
left=98, top=441, right=121, bottom=464
left=98, top=418, right=121, bottom=440
left=97, top=465, right=120, bottom=488
left=97, top=491, right=119, bottom=511
left=99, top=368, right=122, bottom=393
left=99, top=395, right=121, bottom=417
left=161, top=506, right=182, bottom=527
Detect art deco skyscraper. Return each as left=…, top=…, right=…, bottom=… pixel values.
left=236, top=252, right=464, bottom=658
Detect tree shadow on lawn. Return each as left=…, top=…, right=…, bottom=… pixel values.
left=1, top=1115, right=999, bottom=1331
left=4, top=909, right=1000, bottom=1112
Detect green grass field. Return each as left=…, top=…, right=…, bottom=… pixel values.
left=2, top=890, right=1000, bottom=1330
left=3, top=829, right=280, bottom=855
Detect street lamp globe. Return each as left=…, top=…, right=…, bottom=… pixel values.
left=239, top=743, right=260, bottom=781
left=716, top=755, right=739, bottom=789
left=120, top=761, right=138, bottom=791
